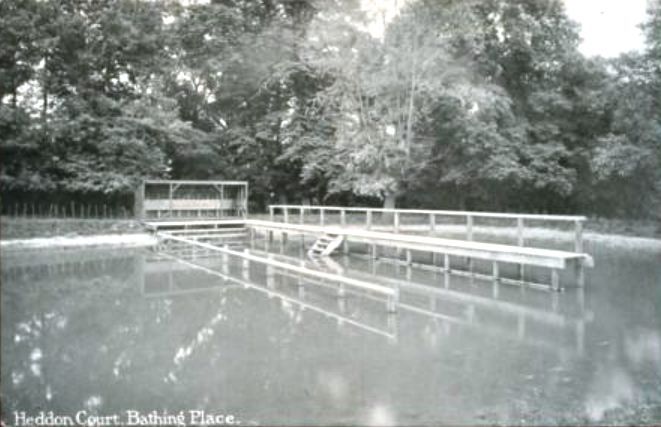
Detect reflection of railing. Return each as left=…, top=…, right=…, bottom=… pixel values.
left=158, top=251, right=396, bottom=340
left=268, top=205, right=586, bottom=253
left=258, top=250, right=588, bottom=356
left=159, top=232, right=399, bottom=311
left=142, top=257, right=242, bottom=298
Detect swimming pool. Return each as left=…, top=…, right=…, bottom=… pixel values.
left=2, top=236, right=660, bottom=425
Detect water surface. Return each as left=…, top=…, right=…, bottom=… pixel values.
left=2, top=236, right=660, bottom=425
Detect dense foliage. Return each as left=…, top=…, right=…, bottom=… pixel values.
left=1, top=0, right=659, bottom=217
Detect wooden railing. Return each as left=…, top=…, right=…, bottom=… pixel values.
left=268, top=205, right=587, bottom=254
left=159, top=232, right=399, bottom=311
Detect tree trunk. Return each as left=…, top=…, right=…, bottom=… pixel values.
left=404, top=32, right=418, bottom=163
left=383, top=191, right=397, bottom=223
left=11, top=85, right=17, bottom=110
left=42, top=57, right=48, bottom=121
left=383, top=192, right=396, bottom=209
left=42, top=82, right=48, bottom=121
left=405, top=67, right=416, bottom=162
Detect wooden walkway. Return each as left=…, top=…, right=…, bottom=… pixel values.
left=145, top=216, right=593, bottom=290
left=246, top=220, right=592, bottom=289
left=248, top=220, right=592, bottom=268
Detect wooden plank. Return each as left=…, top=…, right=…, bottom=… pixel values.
left=144, top=199, right=234, bottom=210
left=167, top=228, right=246, bottom=235
left=144, top=219, right=245, bottom=228
left=171, top=233, right=247, bottom=239
left=144, top=180, right=248, bottom=186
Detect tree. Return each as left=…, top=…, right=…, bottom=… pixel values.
left=1, top=0, right=206, bottom=195
left=282, top=0, right=500, bottom=208
left=584, top=0, right=661, bottom=218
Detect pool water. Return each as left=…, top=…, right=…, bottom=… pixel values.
left=1, top=236, right=660, bottom=426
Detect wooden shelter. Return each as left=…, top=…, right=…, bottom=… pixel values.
left=135, top=180, right=248, bottom=221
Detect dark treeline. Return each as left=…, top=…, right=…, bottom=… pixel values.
left=1, top=0, right=660, bottom=217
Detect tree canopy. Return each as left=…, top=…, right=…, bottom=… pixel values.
left=1, top=0, right=659, bottom=217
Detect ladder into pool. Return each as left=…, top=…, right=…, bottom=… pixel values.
left=307, top=233, right=344, bottom=257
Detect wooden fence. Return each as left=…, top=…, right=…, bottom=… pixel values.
left=1, top=201, right=134, bottom=219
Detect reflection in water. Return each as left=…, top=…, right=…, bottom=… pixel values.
left=625, top=329, right=661, bottom=366
left=366, top=404, right=396, bottom=427
left=156, top=251, right=397, bottom=340
left=250, top=248, right=591, bottom=358
left=586, top=366, right=635, bottom=422
left=1, top=240, right=660, bottom=425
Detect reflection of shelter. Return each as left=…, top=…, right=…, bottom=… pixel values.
left=135, top=180, right=248, bottom=220
left=141, top=256, right=238, bottom=298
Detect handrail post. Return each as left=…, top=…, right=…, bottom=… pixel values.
left=340, top=209, right=348, bottom=254
left=242, top=248, right=250, bottom=280
left=394, top=212, right=400, bottom=233
left=283, top=207, right=289, bottom=223
left=320, top=208, right=325, bottom=226
left=466, top=215, right=473, bottom=241
left=387, top=288, right=399, bottom=313
left=574, top=220, right=583, bottom=253
left=516, top=217, right=525, bottom=279
left=366, top=210, right=372, bottom=230
left=269, top=206, right=274, bottom=222
left=266, top=254, right=275, bottom=289
left=222, top=245, right=229, bottom=274
left=299, top=207, right=304, bottom=224
left=429, top=213, right=435, bottom=233
left=517, top=217, right=524, bottom=246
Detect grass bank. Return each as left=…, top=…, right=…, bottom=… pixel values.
left=0, top=217, right=143, bottom=240
left=1, top=215, right=659, bottom=241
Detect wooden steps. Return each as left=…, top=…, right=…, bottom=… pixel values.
left=307, top=233, right=344, bottom=257
left=148, top=220, right=249, bottom=250
left=307, top=254, right=345, bottom=275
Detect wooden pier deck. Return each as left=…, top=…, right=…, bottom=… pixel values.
left=145, top=214, right=593, bottom=290
left=247, top=220, right=592, bottom=269
left=246, top=220, right=592, bottom=290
